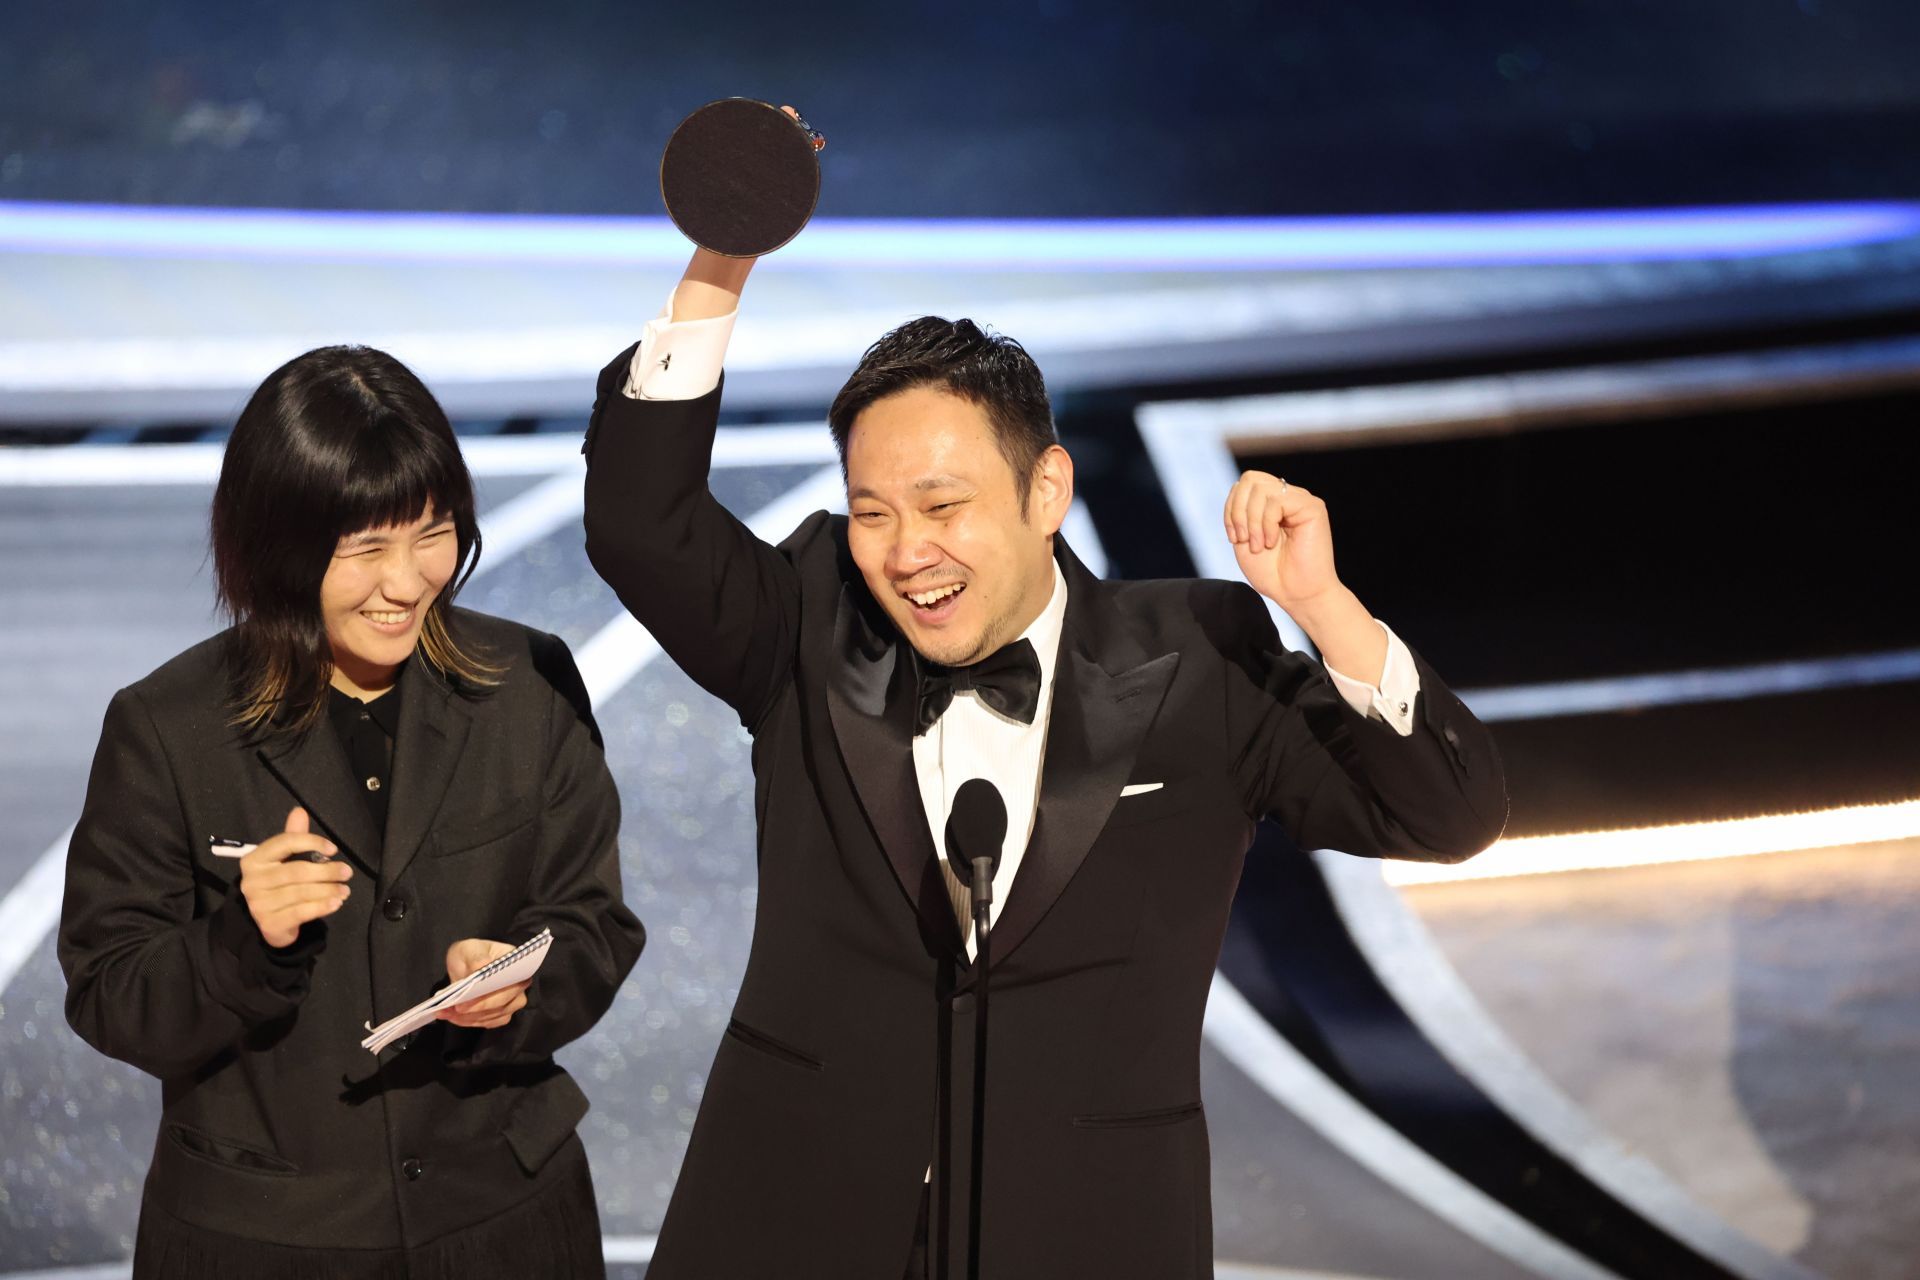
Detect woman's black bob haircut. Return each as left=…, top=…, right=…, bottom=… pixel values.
left=210, top=345, right=495, bottom=734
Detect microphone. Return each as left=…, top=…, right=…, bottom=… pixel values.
left=944, top=778, right=1007, bottom=923
left=943, top=777, right=1006, bottom=1280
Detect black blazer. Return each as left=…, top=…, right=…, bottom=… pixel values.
left=583, top=356, right=1506, bottom=1280
left=58, top=610, right=645, bottom=1252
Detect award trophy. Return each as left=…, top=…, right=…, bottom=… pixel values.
left=659, top=98, right=825, bottom=256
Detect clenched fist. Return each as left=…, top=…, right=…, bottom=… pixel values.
left=1223, top=471, right=1341, bottom=612
left=1223, top=470, right=1387, bottom=682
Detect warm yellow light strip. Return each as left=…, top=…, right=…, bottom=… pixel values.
left=1381, top=798, right=1920, bottom=886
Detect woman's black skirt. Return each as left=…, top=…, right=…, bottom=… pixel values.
left=131, top=1141, right=605, bottom=1280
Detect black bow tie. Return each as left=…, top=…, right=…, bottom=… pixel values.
left=916, top=639, right=1043, bottom=735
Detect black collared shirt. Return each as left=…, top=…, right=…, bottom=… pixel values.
left=326, top=673, right=403, bottom=841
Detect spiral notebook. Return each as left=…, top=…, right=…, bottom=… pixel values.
left=359, top=929, right=553, bottom=1054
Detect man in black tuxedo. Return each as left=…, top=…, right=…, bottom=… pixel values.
left=582, top=243, right=1506, bottom=1279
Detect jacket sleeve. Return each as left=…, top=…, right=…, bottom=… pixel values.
left=582, top=348, right=803, bottom=731
left=1216, top=584, right=1509, bottom=863
left=442, top=633, right=645, bottom=1068
left=58, top=688, right=314, bottom=1080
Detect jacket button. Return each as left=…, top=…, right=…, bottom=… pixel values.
left=401, top=1157, right=424, bottom=1181
left=382, top=897, right=408, bottom=921
left=1440, top=723, right=1471, bottom=775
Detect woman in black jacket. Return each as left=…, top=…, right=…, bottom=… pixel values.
left=58, top=346, right=645, bottom=1279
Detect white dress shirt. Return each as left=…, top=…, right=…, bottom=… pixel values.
left=620, top=297, right=1426, bottom=859
left=912, top=561, right=1069, bottom=958
left=624, top=299, right=738, bottom=401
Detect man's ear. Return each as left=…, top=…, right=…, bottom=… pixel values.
left=1029, top=444, right=1075, bottom=535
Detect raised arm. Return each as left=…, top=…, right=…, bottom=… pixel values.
left=582, top=246, right=803, bottom=730
left=671, top=247, right=755, bottom=325
left=1220, top=471, right=1507, bottom=861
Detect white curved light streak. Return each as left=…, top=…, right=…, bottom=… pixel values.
left=1384, top=798, right=1920, bottom=887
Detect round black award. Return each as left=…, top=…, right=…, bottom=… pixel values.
left=659, top=98, right=825, bottom=258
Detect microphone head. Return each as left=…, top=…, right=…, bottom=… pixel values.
left=944, top=778, right=1007, bottom=883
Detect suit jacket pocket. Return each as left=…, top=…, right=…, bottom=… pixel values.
left=165, top=1122, right=301, bottom=1176
left=502, top=1071, right=591, bottom=1176
left=1072, top=1102, right=1203, bottom=1129
left=724, top=1018, right=824, bottom=1072
left=1101, top=777, right=1211, bottom=830
left=431, top=803, right=537, bottom=859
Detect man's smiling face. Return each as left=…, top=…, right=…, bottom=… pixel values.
left=844, top=384, right=1071, bottom=667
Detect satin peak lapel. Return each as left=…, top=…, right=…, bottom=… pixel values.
left=824, top=585, right=956, bottom=950
left=985, top=576, right=1179, bottom=973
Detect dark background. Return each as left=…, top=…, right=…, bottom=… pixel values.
left=4, top=5, right=1920, bottom=1275
left=5, top=0, right=1920, bottom=217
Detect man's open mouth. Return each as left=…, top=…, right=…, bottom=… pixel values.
left=906, top=583, right=966, bottom=611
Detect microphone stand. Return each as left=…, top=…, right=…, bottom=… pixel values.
left=967, top=855, right=993, bottom=1280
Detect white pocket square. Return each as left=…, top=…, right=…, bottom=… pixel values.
left=1119, top=782, right=1164, bottom=797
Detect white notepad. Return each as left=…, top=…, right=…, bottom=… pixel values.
left=359, top=929, right=553, bottom=1054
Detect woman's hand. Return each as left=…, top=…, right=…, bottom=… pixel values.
left=439, top=938, right=532, bottom=1029
left=239, top=807, right=350, bottom=948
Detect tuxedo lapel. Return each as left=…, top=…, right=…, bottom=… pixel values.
left=379, top=656, right=473, bottom=892
left=824, top=584, right=960, bottom=951
left=984, top=552, right=1179, bottom=973
left=257, top=720, right=384, bottom=877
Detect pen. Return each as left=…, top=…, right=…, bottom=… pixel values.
left=208, top=836, right=336, bottom=864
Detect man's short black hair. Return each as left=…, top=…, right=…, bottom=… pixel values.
left=828, top=317, right=1057, bottom=508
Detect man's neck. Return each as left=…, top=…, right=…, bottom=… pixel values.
left=997, top=564, right=1059, bottom=654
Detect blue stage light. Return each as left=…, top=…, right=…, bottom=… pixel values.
left=3, top=201, right=1917, bottom=269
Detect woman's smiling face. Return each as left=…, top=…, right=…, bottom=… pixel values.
left=318, top=502, right=458, bottom=694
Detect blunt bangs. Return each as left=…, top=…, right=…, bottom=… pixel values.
left=318, top=396, right=476, bottom=560
left=211, top=345, right=495, bottom=734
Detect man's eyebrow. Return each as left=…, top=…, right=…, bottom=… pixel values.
left=847, top=476, right=971, bottom=503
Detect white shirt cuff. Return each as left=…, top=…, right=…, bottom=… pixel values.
left=1325, top=620, right=1420, bottom=737
left=623, top=295, right=736, bottom=400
